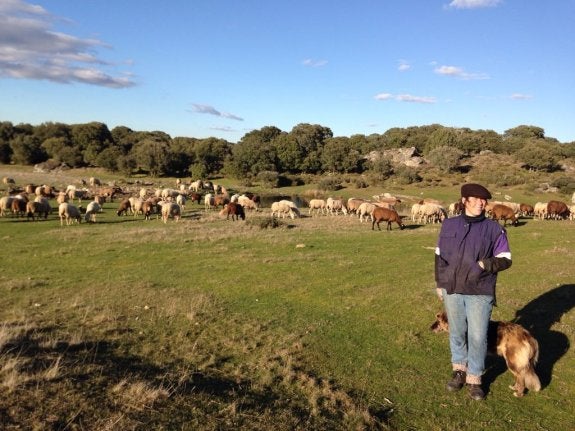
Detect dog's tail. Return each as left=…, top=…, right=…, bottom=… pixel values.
left=526, top=337, right=541, bottom=392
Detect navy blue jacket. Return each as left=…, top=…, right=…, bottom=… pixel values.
left=435, top=214, right=511, bottom=297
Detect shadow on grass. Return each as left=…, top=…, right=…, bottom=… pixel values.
left=483, top=284, right=573, bottom=392
left=0, top=324, right=391, bottom=429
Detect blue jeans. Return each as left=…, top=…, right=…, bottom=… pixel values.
left=442, top=290, right=494, bottom=378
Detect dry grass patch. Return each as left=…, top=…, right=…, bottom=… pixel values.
left=112, top=378, right=170, bottom=411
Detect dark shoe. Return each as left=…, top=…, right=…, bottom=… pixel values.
left=446, top=370, right=466, bottom=392
left=468, top=384, right=486, bottom=400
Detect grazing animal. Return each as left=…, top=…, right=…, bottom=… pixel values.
left=99, top=186, right=123, bottom=202
left=189, top=192, right=202, bottom=205
left=176, top=194, right=186, bottom=212
left=448, top=201, right=464, bottom=217
left=237, top=194, right=258, bottom=211
left=326, top=197, right=347, bottom=215
left=58, top=203, right=82, bottom=226
left=533, top=202, right=547, bottom=220
left=116, top=199, right=132, bottom=216
left=490, top=203, right=519, bottom=226
left=141, top=199, right=158, bottom=220
left=220, top=202, right=245, bottom=221
left=0, top=196, right=14, bottom=217
left=346, top=198, right=365, bottom=216
left=2, top=177, right=15, bottom=185
left=161, top=202, right=181, bottom=223
left=308, top=198, right=327, bottom=216
left=68, top=188, right=88, bottom=204
left=189, top=179, right=203, bottom=192
left=357, top=202, right=376, bottom=223
left=417, top=203, right=447, bottom=224
left=84, top=201, right=102, bottom=223
left=519, top=203, right=534, bottom=217
left=204, top=193, right=214, bottom=210
left=271, top=200, right=300, bottom=219
left=130, top=197, right=144, bottom=217
left=26, top=198, right=51, bottom=221
left=11, top=196, right=28, bottom=217
left=546, top=200, right=570, bottom=220
left=430, top=311, right=541, bottom=397
left=371, top=206, right=405, bottom=231
left=213, top=194, right=230, bottom=208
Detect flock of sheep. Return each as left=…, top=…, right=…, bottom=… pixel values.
left=1, top=176, right=574, bottom=229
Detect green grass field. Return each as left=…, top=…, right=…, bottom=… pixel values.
left=0, top=171, right=574, bottom=430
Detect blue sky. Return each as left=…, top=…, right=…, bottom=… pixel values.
left=1, top=0, right=574, bottom=143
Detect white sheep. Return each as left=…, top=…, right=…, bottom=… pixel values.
left=271, top=200, right=300, bottom=219
left=161, top=202, right=181, bottom=223
left=237, top=195, right=258, bottom=211
left=326, top=197, right=347, bottom=215
left=418, top=203, right=447, bottom=224
left=357, top=202, right=376, bottom=223
left=176, top=194, right=186, bottom=212
left=411, top=203, right=422, bottom=222
left=533, top=202, right=547, bottom=220
left=189, top=179, right=203, bottom=192
left=84, top=201, right=102, bottom=223
left=131, top=197, right=144, bottom=217
left=308, top=199, right=326, bottom=216
left=0, top=196, right=14, bottom=217
left=58, top=202, right=81, bottom=226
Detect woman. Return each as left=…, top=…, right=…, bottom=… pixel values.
left=435, top=183, right=512, bottom=400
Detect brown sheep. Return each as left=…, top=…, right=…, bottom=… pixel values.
left=519, top=203, right=534, bottom=217
left=490, top=204, right=518, bottom=226
left=220, top=202, right=245, bottom=221
left=116, top=199, right=132, bottom=216
left=26, top=199, right=51, bottom=221
left=547, top=200, right=570, bottom=220
left=372, top=207, right=405, bottom=231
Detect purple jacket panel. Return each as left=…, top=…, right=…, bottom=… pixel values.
left=435, top=215, right=510, bottom=296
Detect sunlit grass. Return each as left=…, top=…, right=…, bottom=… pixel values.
left=0, top=175, right=574, bottom=429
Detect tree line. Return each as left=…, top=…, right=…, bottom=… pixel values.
left=1, top=121, right=574, bottom=182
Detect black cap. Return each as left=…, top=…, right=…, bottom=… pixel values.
left=461, top=183, right=491, bottom=199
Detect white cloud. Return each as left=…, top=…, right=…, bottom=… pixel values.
left=447, top=0, right=502, bottom=9
left=510, top=93, right=533, bottom=100
left=396, top=94, right=436, bottom=104
left=0, top=0, right=135, bottom=87
left=209, top=126, right=237, bottom=132
left=190, top=104, right=244, bottom=121
left=398, top=60, right=411, bottom=72
left=374, top=93, right=394, bottom=101
left=374, top=93, right=436, bottom=104
left=302, top=58, right=328, bottom=67
left=434, top=65, right=489, bottom=80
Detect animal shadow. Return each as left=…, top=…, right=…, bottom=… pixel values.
left=483, top=284, right=573, bottom=391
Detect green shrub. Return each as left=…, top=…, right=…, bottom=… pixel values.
left=317, top=177, right=342, bottom=191
left=550, top=176, right=575, bottom=195
left=354, top=178, right=369, bottom=189
left=246, top=216, right=283, bottom=229
left=257, top=171, right=280, bottom=188
left=394, top=165, right=422, bottom=184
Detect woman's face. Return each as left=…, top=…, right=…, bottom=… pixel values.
left=463, top=196, right=487, bottom=216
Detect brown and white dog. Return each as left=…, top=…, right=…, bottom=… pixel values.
left=430, top=311, right=541, bottom=397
